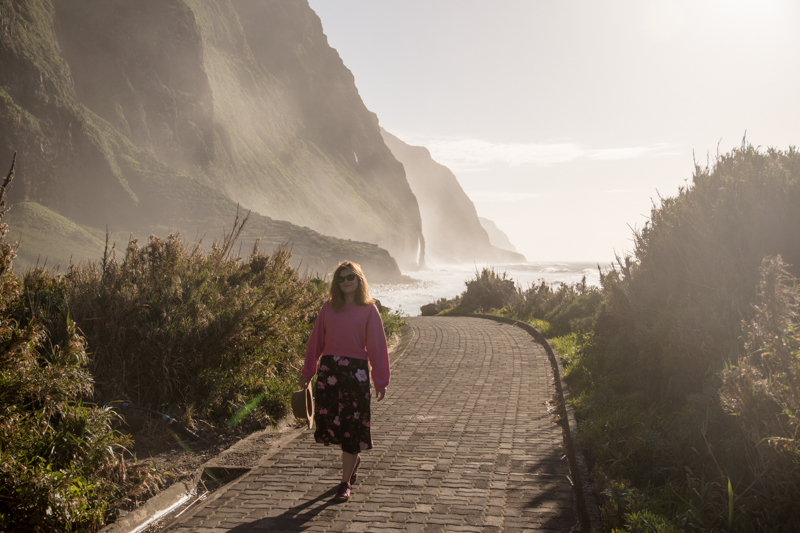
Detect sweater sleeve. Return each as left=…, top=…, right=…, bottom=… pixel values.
left=302, top=302, right=327, bottom=380
left=365, top=304, right=390, bottom=391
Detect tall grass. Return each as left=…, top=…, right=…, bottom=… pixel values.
left=505, top=276, right=601, bottom=337
left=435, top=267, right=601, bottom=337
left=0, top=155, right=129, bottom=532
left=719, top=257, right=800, bottom=510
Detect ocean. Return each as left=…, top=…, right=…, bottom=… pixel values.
left=370, top=262, right=606, bottom=316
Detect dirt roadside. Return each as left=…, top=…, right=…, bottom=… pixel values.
left=110, top=413, right=303, bottom=530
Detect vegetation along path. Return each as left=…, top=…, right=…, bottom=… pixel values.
left=165, top=316, right=578, bottom=532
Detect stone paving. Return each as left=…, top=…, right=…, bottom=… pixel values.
left=165, top=316, right=578, bottom=532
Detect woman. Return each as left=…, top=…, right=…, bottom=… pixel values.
left=299, top=261, right=390, bottom=502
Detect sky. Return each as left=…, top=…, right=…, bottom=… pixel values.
left=307, top=0, right=800, bottom=262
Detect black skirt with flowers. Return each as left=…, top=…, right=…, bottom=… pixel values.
left=313, top=355, right=373, bottom=455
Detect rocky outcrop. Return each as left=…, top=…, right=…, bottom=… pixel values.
left=381, top=129, right=526, bottom=265
left=419, top=303, right=439, bottom=316
left=0, top=0, right=424, bottom=276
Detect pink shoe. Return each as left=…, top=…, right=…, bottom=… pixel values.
left=350, top=455, right=361, bottom=484
left=333, top=481, right=351, bottom=502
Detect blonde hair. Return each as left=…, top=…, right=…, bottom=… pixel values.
left=329, top=261, right=374, bottom=310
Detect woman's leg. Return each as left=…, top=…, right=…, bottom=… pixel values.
left=341, top=450, right=359, bottom=483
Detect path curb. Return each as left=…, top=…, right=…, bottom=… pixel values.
left=99, top=420, right=300, bottom=533
left=446, top=313, right=602, bottom=533
left=98, top=475, right=199, bottom=533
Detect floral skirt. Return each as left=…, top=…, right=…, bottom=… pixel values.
left=314, top=355, right=373, bottom=455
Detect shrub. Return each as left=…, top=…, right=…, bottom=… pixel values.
left=595, top=144, right=800, bottom=399
left=0, top=316, right=127, bottom=532
left=506, top=276, right=594, bottom=322
left=380, top=305, right=406, bottom=340
left=544, top=289, right=603, bottom=337
left=460, top=267, right=517, bottom=311
left=718, top=256, right=800, bottom=520
left=55, top=216, right=327, bottom=423
left=601, top=480, right=679, bottom=532
left=721, top=256, right=800, bottom=451
left=430, top=268, right=601, bottom=329
left=567, top=145, right=800, bottom=531
left=721, top=257, right=800, bottom=457
left=0, top=154, right=128, bottom=532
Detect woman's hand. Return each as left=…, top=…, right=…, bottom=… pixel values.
left=375, top=389, right=385, bottom=402
left=299, top=377, right=310, bottom=389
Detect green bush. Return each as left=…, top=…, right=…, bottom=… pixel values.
left=460, top=267, right=517, bottom=311
left=380, top=305, right=406, bottom=340
left=425, top=145, right=800, bottom=530
left=544, top=289, right=603, bottom=337
left=430, top=268, right=600, bottom=329
left=596, top=144, right=800, bottom=399
left=0, top=317, right=127, bottom=532
left=506, top=276, right=597, bottom=324
left=621, top=510, right=680, bottom=533
left=15, top=218, right=406, bottom=426
left=603, top=481, right=678, bottom=532
left=58, top=217, right=327, bottom=423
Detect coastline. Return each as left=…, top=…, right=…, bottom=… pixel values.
left=372, top=261, right=605, bottom=316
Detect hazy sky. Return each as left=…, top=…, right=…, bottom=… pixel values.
left=308, top=0, right=799, bottom=262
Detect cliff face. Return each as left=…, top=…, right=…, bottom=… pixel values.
left=381, top=129, right=526, bottom=265
left=0, top=0, right=139, bottom=227
left=479, top=217, right=520, bottom=254
left=0, top=0, right=424, bottom=273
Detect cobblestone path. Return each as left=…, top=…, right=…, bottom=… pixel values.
left=166, top=316, right=578, bottom=532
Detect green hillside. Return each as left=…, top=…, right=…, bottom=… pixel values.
left=4, top=201, right=105, bottom=269
left=3, top=195, right=405, bottom=282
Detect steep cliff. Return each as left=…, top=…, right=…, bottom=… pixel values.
left=479, top=216, right=520, bottom=254
left=381, top=129, right=526, bottom=264
left=0, top=0, right=424, bottom=276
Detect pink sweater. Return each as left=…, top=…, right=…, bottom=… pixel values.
left=302, top=301, right=391, bottom=391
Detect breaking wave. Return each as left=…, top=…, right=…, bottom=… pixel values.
left=372, top=262, right=607, bottom=316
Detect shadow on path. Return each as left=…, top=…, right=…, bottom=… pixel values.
left=228, top=486, right=341, bottom=532
left=522, top=446, right=579, bottom=531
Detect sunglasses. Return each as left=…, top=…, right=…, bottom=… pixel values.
left=337, top=273, right=357, bottom=283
